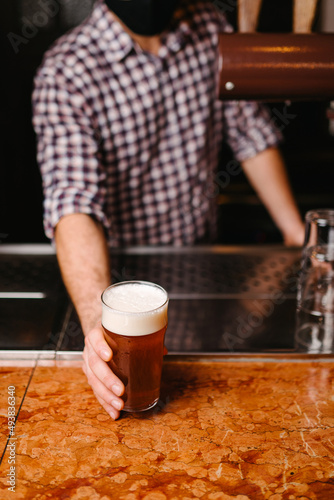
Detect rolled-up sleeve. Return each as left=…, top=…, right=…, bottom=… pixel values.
left=222, top=100, right=283, bottom=162
left=32, top=65, right=110, bottom=240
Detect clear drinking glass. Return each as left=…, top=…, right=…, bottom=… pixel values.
left=101, top=281, right=169, bottom=412
left=303, top=209, right=334, bottom=251
left=296, top=209, right=334, bottom=353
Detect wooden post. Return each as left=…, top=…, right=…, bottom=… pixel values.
left=293, top=0, right=319, bottom=33
left=238, top=0, right=263, bottom=32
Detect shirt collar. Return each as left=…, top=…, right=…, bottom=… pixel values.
left=92, top=0, right=135, bottom=63
left=91, top=0, right=194, bottom=63
left=162, top=0, right=195, bottom=54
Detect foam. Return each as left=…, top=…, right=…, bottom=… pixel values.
left=102, top=282, right=168, bottom=336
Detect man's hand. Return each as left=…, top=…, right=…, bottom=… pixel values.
left=54, top=214, right=123, bottom=418
left=82, top=323, right=125, bottom=420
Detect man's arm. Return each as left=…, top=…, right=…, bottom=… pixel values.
left=55, top=213, right=125, bottom=419
left=241, top=147, right=304, bottom=246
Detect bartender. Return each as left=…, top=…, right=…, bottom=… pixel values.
left=32, top=0, right=304, bottom=420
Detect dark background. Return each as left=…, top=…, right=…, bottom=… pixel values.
left=0, top=0, right=333, bottom=245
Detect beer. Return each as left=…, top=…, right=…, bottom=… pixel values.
left=102, top=281, right=168, bottom=412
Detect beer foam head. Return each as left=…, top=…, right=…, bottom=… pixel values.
left=102, top=281, right=168, bottom=336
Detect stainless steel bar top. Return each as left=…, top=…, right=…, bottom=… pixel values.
left=0, top=244, right=305, bottom=356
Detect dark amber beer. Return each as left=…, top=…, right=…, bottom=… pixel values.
left=101, top=281, right=168, bottom=412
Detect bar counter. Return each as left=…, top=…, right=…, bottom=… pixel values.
left=1, top=245, right=334, bottom=498
left=1, top=355, right=334, bottom=499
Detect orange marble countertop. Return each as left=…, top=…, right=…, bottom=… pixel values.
left=1, top=357, right=334, bottom=499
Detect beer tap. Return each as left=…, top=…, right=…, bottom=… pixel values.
left=218, top=0, right=334, bottom=101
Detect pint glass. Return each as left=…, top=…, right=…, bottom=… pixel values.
left=101, top=281, right=169, bottom=412
left=295, top=245, right=334, bottom=353
left=295, top=209, right=334, bottom=353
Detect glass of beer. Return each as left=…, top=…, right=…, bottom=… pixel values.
left=101, top=281, right=169, bottom=412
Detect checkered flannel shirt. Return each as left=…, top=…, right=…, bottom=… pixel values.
left=32, top=0, right=281, bottom=246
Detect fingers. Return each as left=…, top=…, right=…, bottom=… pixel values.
left=85, top=335, right=124, bottom=394
left=82, top=359, right=123, bottom=420
left=94, top=391, right=121, bottom=421
left=83, top=324, right=125, bottom=419
left=87, top=324, right=112, bottom=362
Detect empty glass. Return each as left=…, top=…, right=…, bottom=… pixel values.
left=295, top=209, right=334, bottom=353
left=295, top=245, right=334, bottom=353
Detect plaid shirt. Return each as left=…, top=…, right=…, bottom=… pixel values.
left=33, top=0, right=281, bottom=246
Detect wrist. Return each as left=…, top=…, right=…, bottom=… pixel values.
left=282, top=221, right=305, bottom=247
left=74, top=290, right=105, bottom=336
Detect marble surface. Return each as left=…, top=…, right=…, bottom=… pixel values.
left=1, top=359, right=334, bottom=499
left=0, top=363, right=34, bottom=459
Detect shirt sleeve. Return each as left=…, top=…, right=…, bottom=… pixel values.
left=213, top=5, right=283, bottom=161
left=32, top=63, right=110, bottom=240
left=222, top=100, right=283, bottom=162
